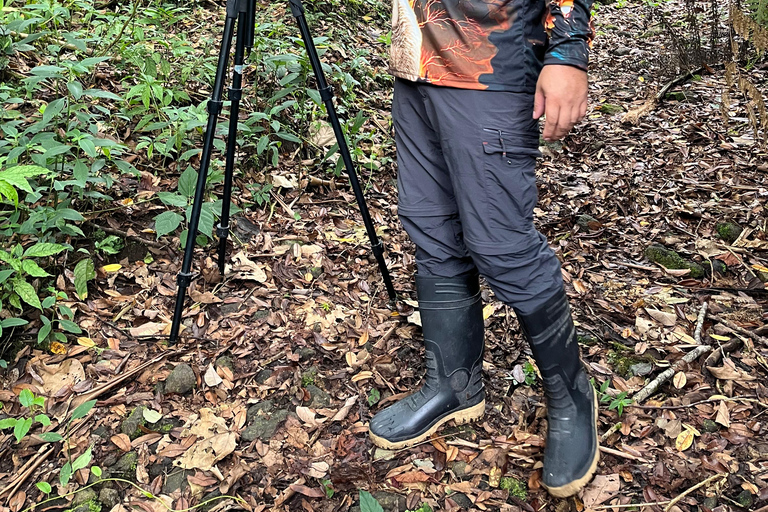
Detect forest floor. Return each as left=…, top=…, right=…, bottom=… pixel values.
left=2, top=0, right=768, bottom=511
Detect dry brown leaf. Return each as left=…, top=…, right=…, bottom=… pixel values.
left=204, top=364, right=223, bottom=387
left=9, top=491, right=25, bottom=512
left=673, top=372, right=687, bottom=389
left=129, top=322, right=166, bottom=338
left=581, top=474, right=620, bottom=508
left=395, top=471, right=431, bottom=483
left=676, top=428, right=695, bottom=451
left=715, top=400, right=731, bottom=428
left=34, top=358, right=86, bottom=397
left=289, top=483, right=325, bottom=498
left=175, top=432, right=237, bottom=471
left=189, top=289, right=221, bottom=304
left=645, top=308, right=676, bottom=327
left=707, top=358, right=756, bottom=382
left=331, top=395, right=358, bottom=422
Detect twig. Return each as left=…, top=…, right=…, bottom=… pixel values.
left=622, top=67, right=704, bottom=125
left=600, top=422, right=622, bottom=442
left=599, top=445, right=650, bottom=463
left=630, top=395, right=768, bottom=410
left=694, top=302, right=708, bottom=343
left=633, top=329, right=712, bottom=405
left=709, top=313, right=768, bottom=346
left=663, top=473, right=727, bottom=512
left=594, top=500, right=671, bottom=510
left=85, top=221, right=167, bottom=249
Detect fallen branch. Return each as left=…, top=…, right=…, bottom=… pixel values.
left=663, top=473, right=727, bottom=512
left=634, top=303, right=712, bottom=404
left=622, top=67, right=704, bottom=125
left=709, top=313, right=768, bottom=346
left=85, top=221, right=167, bottom=250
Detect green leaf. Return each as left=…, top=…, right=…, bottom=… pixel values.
left=257, top=135, right=269, bottom=155
left=71, top=446, right=92, bottom=471
left=0, top=165, right=48, bottom=193
left=178, top=167, right=198, bottom=198
left=38, top=322, right=52, bottom=343
left=35, top=414, right=51, bottom=426
left=58, top=319, right=81, bottom=334
left=23, top=243, right=66, bottom=258
left=0, top=180, right=19, bottom=206
left=0, top=418, right=17, bottom=429
left=13, top=280, right=41, bottom=310
left=78, top=138, right=97, bottom=158
left=84, top=89, right=124, bottom=101
left=42, top=97, right=67, bottom=125
left=22, top=260, right=50, bottom=277
left=71, top=399, right=97, bottom=421
left=359, top=490, right=384, bottom=512
left=39, top=432, right=63, bottom=442
left=157, top=192, right=188, bottom=208
left=67, top=80, right=83, bottom=100
left=60, top=462, right=72, bottom=487
left=19, top=388, right=34, bottom=408
left=14, top=417, right=32, bottom=442
left=1, top=318, right=27, bottom=328
left=91, top=466, right=102, bottom=477
left=74, top=258, right=95, bottom=300
left=36, top=482, right=52, bottom=494
left=154, top=211, right=184, bottom=239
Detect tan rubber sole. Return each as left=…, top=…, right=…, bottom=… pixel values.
left=543, top=390, right=601, bottom=498
left=369, top=400, right=486, bottom=450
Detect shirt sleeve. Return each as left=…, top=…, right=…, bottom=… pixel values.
left=542, top=0, right=595, bottom=70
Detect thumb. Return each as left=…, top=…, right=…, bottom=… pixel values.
left=533, top=87, right=545, bottom=120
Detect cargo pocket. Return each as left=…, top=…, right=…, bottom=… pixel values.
left=481, top=128, right=540, bottom=241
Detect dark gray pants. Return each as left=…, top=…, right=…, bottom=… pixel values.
left=393, top=78, right=563, bottom=315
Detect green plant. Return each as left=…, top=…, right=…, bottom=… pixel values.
left=367, top=388, right=380, bottom=406
left=359, top=490, right=383, bottom=512
left=406, top=504, right=432, bottom=512
left=94, top=233, right=124, bottom=256
left=321, top=479, right=334, bottom=498
left=0, top=389, right=49, bottom=442
left=593, top=379, right=633, bottom=416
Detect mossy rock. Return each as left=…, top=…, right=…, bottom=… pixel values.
left=120, top=406, right=146, bottom=439
left=596, top=103, right=624, bottom=115
left=644, top=245, right=705, bottom=278
left=607, top=351, right=641, bottom=379
left=715, top=222, right=742, bottom=244
left=500, top=477, right=527, bottom=499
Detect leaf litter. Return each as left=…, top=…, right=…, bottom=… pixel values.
left=2, top=0, right=768, bottom=511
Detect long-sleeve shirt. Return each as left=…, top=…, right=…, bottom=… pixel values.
left=390, top=0, right=594, bottom=92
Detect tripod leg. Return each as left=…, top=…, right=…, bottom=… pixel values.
left=217, top=8, right=248, bottom=275
left=169, top=0, right=242, bottom=344
left=287, top=0, right=397, bottom=302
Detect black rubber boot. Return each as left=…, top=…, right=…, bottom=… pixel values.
left=369, top=273, right=486, bottom=450
left=515, top=289, right=599, bottom=498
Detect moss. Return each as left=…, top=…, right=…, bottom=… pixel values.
left=597, top=103, right=624, bottom=115
left=301, top=367, right=317, bottom=387
left=715, top=222, right=742, bottom=244
left=644, top=244, right=705, bottom=278
left=500, top=477, right=527, bottom=499
left=607, top=351, right=639, bottom=379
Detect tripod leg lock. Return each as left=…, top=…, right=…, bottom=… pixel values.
left=207, top=100, right=223, bottom=115
left=216, top=223, right=229, bottom=238
left=288, top=0, right=304, bottom=17
left=177, top=271, right=197, bottom=287
left=319, top=85, right=333, bottom=102
left=228, top=86, right=242, bottom=102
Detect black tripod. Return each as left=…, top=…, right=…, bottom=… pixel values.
left=169, top=0, right=396, bottom=343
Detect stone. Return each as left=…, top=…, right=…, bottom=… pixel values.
left=304, top=384, right=331, bottom=408
left=99, top=488, right=120, bottom=509
left=111, top=451, right=138, bottom=480
left=215, top=355, right=235, bottom=372
left=630, top=362, right=654, bottom=377
left=162, top=469, right=191, bottom=495
left=92, top=424, right=110, bottom=439
left=165, top=363, right=196, bottom=394
left=577, top=214, right=601, bottom=230
left=736, top=490, right=753, bottom=509
left=613, top=46, right=631, bottom=56
left=120, top=406, right=146, bottom=439
left=371, top=491, right=406, bottom=511
left=702, top=419, right=719, bottom=433
left=644, top=245, right=705, bottom=278
left=298, top=347, right=317, bottom=361
left=449, top=493, right=473, bottom=509
left=716, top=222, right=742, bottom=245
left=72, top=488, right=98, bottom=507
left=255, top=369, right=273, bottom=384
left=198, top=490, right=223, bottom=512
left=242, top=402, right=291, bottom=443
left=452, top=461, right=469, bottom=479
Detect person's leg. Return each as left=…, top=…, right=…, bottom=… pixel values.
left=421, top=84, right=598, bottom=497
left=368, top=79, right=485, bottom=449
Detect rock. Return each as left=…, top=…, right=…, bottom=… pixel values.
left=452, top=461, right=469, bottom=479
left=198, top=490, right=223, bottom=512
left=716, top=222, right=742, bottom=244
left=92, top=424, right=111, bottom=439
left=215, top=355, right=235, bottom=372
left=242, top=402, right=291, bottom=442
left=702, top=419, right=719, bottom=433
left=371, top=491, right=406, bottom=511
left=449, top=493, right=473, bottom=509
left=576, top=214, right=601, bottom=231
left=99, top=488, right=120, bottom=509
left=72, top=488, right=98, bottom=507
left=704, top=258, right=727, bottom=275
left=298, top=347, right=317, bottom=361
left=120, top=406, right=146, bottom=439
left=162, top=469, right=191, bottom=495
left=148, top=457, right=174, bottom=480
left=309, top=267, right=323, bottom=279
left=736, top=490, right=753, bottom=509
left=304, top=384, right=331, bottom=408
left=612, top=46, right=631, bottom=56
left=630, top=362, right=654, bottom=377
left=255, top=369, right=273, bottom=384
left=111, top=451, right=138, bottom=480
left=165, top=363, right=196, bottom=394
left=702, top=497, right=718, bottom=509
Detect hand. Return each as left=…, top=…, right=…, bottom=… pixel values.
left=533, top=65, right=588, bottom=141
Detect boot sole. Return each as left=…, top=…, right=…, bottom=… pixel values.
left=543, top=390, right=601, bottom=498
left=369, top=399, right=486, bottom=450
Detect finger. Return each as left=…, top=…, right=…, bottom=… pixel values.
left=579, top=101, right=587, bottom=122
left=533, top=88, right=545, bottom=120
left=543, top=101, right=559, bottom=140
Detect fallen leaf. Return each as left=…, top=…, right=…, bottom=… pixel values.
left=331, top=395, right=358, bottom=422
left=676, top=428, right=695, bottom=451
left=76, top=337, right=96, bottom=347
left=288, top=483, right=325, bottom=498
left=645, top=308, right=676, bottom=327
left=102, top=264, right=122, bottom=272
left=175, top=432, right=237, bottom=471
left=143, top=409, right=163, bottom=424
left=9, top=491, right=25, bottom=512
left=204, top=364, right=223, bottom=387
left=111, top=433, right=132, bottom=452
left=582, top=474, right=620, bottom=508
left=707, top=358, right=756, bottom=382
left=50, top=341, right=67, bottom=355
left=129, top=322, right=166, bottom=338
left=673, top=372, right=687, bottom=389
left=715, top=400, right=730, bottom=428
